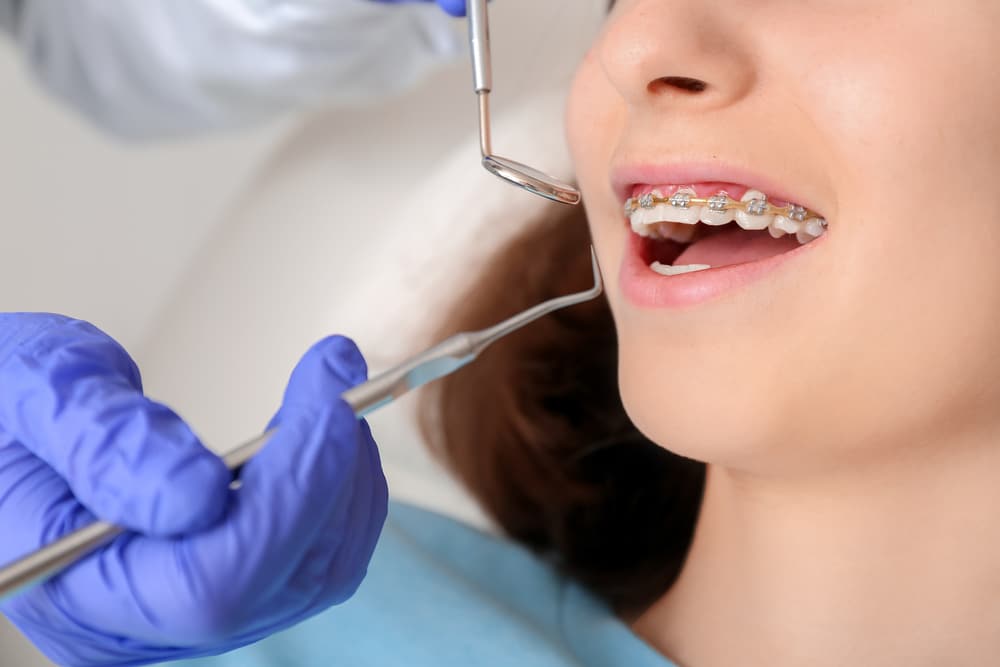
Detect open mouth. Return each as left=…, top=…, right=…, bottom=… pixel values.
left=624, top=183, right=828, bottom=276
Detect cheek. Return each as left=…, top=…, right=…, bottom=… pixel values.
left=566, top=52, right=629, bottom=315
left=564, top=63, right=591, bottom=170
left=566, top=50, right=623, bottom=197
left=796, top=9, right=1000, bottom=442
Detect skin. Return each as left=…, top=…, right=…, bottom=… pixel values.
left=565, top=0, right=1000, bottom=664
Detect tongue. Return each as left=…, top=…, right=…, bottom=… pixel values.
left=674, top=227, right=801, bottom=267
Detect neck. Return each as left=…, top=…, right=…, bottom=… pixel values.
left=634, top=432, right=1000, bottom=667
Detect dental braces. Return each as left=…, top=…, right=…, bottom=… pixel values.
left=625, top=192, right=827, bottom=225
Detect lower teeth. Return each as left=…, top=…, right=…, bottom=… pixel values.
left=650, top=262, right=712, bottom=276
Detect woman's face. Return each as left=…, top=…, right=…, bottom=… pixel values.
left=567, top=0, right=1000, bottom=473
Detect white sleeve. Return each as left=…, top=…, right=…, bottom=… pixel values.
left=0, top=0, right=463, bottom=138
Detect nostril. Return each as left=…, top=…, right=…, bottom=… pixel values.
left=650, top=76, right=709, bottom=94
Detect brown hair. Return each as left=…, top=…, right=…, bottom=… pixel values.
left=420, top=205, right=706, bottom=614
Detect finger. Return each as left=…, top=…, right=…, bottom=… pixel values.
left=0, top=314, right=229, bottom=536
left=270, top=334, right=368, bottom=426
left=370, top=0, right=468, bottom=18
left=437, top=0, right=468, bottom=17
left=310, top=419, right=387, bottom=608
left=53, top=337, right=384, bottom=646
left=283, top=418, right=384, bottom=613
left=0, top=431, right=104, bottom=660
left=0, top=431, right=94, bottom=569
left=196, top=337, right=381, bottom=636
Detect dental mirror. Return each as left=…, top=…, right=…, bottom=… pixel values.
left=468, top=0, right=582, bottom=205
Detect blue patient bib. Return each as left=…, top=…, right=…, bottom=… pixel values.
left=173, top=501, right=675, bottom=667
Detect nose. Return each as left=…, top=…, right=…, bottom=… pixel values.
left=598, top=0, right=756, bottom=113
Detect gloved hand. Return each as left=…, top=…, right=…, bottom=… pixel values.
left=372, top=0, right=471, bottom=18
left=0, top=314, right=387, bottom=666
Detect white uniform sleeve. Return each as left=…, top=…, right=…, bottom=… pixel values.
left=0, top=0, right=463, bottom=138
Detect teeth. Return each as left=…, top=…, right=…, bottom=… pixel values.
left=627, top=188, right=828, bottom=245
left=668, top=189, right=693, bottom=209
left=699, top=192, right=735, bottom=226
left=771, top=214, right=801, bottom=236
left=796, top=218, right=828, bottom=245
left=788, top=204, right=808, bottom=222
left=735, top=190, right=773, bottom=230
left=804, top=219, right=827, bottom=237
left=630, top=214, right=648, bottom=236
left=661, top=221, right=697, bottom=243
left=650, top=262, right=712, bottom=276
left=626, top=188, right=696, bottom=227
left=661, top=187, right=700, bottom=224
left=699, top=207, right=735, bottom=226
left=631, top=207, right=658, bottom=232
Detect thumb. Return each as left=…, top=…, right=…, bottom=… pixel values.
left=0, top=314, right=229, bottom=536
left=437, top=0, right=468, bottom=17
left=268, top=334, right=368, bottom=432
left=119, top=336, right=380, bottom=643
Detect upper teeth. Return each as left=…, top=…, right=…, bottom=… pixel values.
left=625, top=189, right=827, bottom=245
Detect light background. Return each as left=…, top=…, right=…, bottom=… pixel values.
left=0, top=39, right=291, bottom=351
left=0, top=2, right=604, bottom=663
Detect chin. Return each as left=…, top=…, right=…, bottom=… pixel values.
left=616, top=343, right=798, bottom=472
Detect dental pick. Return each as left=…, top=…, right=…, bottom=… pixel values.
left=0, top=247, right=604, bottom=602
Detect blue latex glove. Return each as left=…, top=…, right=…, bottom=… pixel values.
left=0, top=314, right=387, bottom=666
left=373, top=0, right=470, bottom=18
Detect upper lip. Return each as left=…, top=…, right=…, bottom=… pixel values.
left=610, top=160, right=823, bottom=214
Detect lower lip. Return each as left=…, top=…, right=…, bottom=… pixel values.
left=619, top=230, right=823, bottom=309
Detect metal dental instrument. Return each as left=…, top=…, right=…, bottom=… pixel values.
left=0, top=247, right=603, bottom=603
left=468, top=0, right=582, bottom=206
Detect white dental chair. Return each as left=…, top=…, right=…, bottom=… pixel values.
left=136, top=1, right=604, bottom=530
